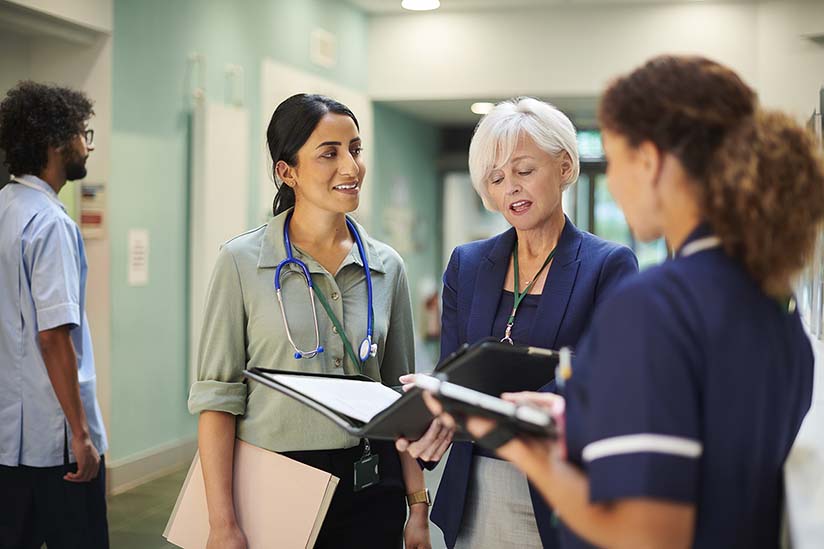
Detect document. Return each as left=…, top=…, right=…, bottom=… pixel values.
left=267, top=373, right=402, bottom=422
left=244, top=339, right=560, bottom=441
left=164, top=439, right=338, bottom=549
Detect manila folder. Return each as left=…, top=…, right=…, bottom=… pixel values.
left=164, top=439, right=339, bottom=548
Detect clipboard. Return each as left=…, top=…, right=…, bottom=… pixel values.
left=414, top=374, right=558, bottom=439
left=163, top=439, right=338, bottom=549
left=243, top=340, right=559, bottom=441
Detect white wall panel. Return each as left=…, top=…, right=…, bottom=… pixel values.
left=189, top=98, right=250, bottom=382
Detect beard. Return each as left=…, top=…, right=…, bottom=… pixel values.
left=63, top=150, right=88, bottom=181
left=65, top=161, right=87, bottom=181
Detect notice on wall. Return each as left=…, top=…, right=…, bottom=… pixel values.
left=128, top=229, right=150, bottom=287
left=80, top=182, right=105, bottom=239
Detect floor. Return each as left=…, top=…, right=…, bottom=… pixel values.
left=106, top=457, right=448, bottom=548
left=107, top=468, right=186, bottom=549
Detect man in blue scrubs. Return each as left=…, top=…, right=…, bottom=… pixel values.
left=0, top=81, right=109, bottom=548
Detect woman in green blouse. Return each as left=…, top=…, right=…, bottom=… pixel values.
left=188, top=94, right=430, bottom=549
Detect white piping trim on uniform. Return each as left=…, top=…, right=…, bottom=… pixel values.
left=679, top=236, right=721, bottom=258
left=582, top=433, right=703, bottom=462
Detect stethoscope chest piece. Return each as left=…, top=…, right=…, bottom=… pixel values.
left=359, top=336, right=378, bottom=362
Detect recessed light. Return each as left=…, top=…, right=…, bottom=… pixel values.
left=401, top=0, right=440, bottom=11
left=471, top=102, right=495, bottom=115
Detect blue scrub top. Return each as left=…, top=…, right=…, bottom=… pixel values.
left=0, top=175, right=107, bottom=467
left=561, top=225, right=813, bottom=548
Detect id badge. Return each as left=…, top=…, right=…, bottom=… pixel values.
left=354, top=440, right=380, bottom=492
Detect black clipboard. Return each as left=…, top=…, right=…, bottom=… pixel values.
left=415, top=374, right=558, bottom=439
left=434, top=338, right=559, bottom=394
left=243, top=339, right=559, bottom=441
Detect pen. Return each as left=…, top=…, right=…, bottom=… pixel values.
left=555, top=347, right=572, bottom=390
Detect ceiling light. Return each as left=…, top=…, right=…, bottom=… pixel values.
left=401, top=0, right=440, bottom=11
left=471, top=102, right=495, bottom=115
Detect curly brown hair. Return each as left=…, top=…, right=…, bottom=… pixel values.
left=0, top=81, right=93, bottom=177
left=599, top=55, right=824, bottom=297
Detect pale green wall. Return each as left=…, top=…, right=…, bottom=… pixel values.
left=109, top=0, right=370, bottom=461
left=372, top=103, right=442, bottom=358
left=110, top=1, right=443, bottom=462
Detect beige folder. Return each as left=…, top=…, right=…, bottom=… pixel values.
left=163, top=439, right=339, bottom=548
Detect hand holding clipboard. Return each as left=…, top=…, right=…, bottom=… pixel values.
left=415, top=372, right=567, bottom=462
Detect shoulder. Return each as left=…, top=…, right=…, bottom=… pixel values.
left=212, top=225, right=268, bottom=277
left=367, top=236, right=403, bottom=265
left=25, top=204, right=78, bottom=245
left=449, top=229, right=512, bottom=266
left=598, top=261, right=693, bottom=323
left=456, top=232, right=503, bottom=256
left=578, top=229, right=635, bottom=264
left=3, top=183, right=69, bottom=229
left=220, top=225, right=267, bottom=256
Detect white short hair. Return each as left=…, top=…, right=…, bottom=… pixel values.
left=468, top=97, right=580, bottom=211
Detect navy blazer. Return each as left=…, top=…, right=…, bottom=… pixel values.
left=430, top=217, right=638, bottom=549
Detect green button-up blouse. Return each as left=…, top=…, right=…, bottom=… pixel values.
left=187, top=209, right=415, bottom=452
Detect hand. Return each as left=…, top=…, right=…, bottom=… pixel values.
left=207, top=523, right=247, bottom=549
left=399, top=373, right=420, bottom=393
left=396, top=416, right=455, bottom=461
left=420, top=391, right=563, bottom=469
left=64, top=432, right=101, bottom=482
left=404, top=505, right=432, bottom=549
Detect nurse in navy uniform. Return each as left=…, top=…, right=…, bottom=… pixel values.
left=424, top=55, right=824, bottom=549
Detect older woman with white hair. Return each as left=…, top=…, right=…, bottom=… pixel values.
left=396, top=97, right=638, bottom=548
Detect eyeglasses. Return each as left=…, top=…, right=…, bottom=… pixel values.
left=83, top=129, right=94, bottom=146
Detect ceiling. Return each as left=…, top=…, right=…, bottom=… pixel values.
left=348, top=0, right=755, bottom=14
left=378, top=96, right=600, bottom=128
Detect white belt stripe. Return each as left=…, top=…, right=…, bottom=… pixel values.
left=583, top=434, right=703, bottom=462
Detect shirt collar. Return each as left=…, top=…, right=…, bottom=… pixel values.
left=13, top=174, right=66, bottom=211
left=257, top=208, right=386, bottom=274
left=674, top=222, right=715, bottom=257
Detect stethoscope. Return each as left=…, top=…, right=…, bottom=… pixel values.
left=274, top=211, right=377, bottom=363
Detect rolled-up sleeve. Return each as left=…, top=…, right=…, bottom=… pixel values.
left=188, top=246, right=248, bottom=415
left=25, top=214, right=81, bottom=332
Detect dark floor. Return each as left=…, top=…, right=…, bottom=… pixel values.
left=107, top=467, right=187, bottom=549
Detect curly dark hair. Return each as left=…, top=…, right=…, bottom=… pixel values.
left=599, top=55, right=824, bottom=298
left=0, top=81, right=94, bottom=177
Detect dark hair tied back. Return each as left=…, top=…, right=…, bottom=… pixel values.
left=599, top=55, right=824, bottom=297
left=266, top=93, right=359, bottom=216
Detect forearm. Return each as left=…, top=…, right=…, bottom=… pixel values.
left=399, top=449, right=426, bottom=493
left=514, top=447, right=693, bottom=549
left=199, top=411, right=240, bottom=528
left=399, top=448, right=430, bottom=528
left=39, top=326, right=89, bottom=437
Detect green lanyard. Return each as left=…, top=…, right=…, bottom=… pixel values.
left=312, top=279, right=365, bottom=374
left=501, top=242, right=557, bottom=344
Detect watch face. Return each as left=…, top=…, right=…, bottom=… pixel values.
left=408, top=489, right=431, bottom=506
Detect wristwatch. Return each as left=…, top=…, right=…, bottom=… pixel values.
left=406, top=488, right=431, bottom=507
